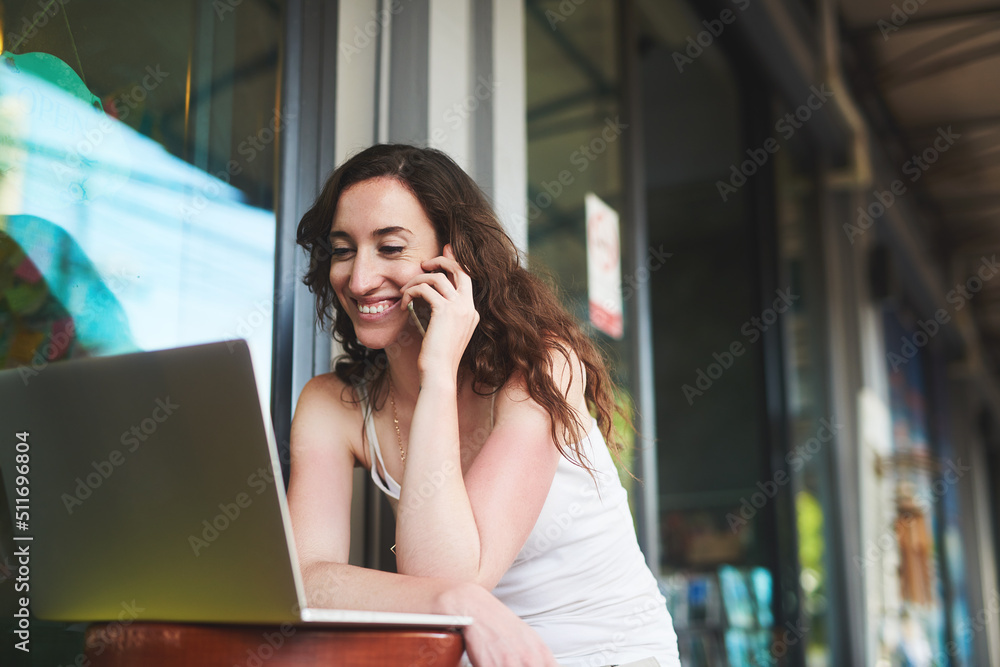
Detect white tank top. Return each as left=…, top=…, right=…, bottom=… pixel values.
left=364, top=400, right=681, bottom=667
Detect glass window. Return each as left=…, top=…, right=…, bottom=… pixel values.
left=0, top=1, right=283, bottom=661
left=881, top=305, right=970, bottom=665
left=775, top=138, right=833, bottom=666
left=524, top=2, right=636, bottom=474
left=0, top=0, right=283, bottom=397
left=635, top=0, right=778, bottom=663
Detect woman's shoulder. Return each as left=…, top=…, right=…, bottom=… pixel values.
left=298, top=371, right=364, bottom=407
left=292, top=371, right=367, bottom=464
left=494, top=339, right=589, bottom=416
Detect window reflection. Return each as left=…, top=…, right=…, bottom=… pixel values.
left=524, top=0, right=635, bottom=483
left=775, top=142, right=831, bottom=666
left=0, top=2, right=282, bottom=660
left=0, top=0, right=281, bottom=397
left=636, top=1, right=777, bottom=663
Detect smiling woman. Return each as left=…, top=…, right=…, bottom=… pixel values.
left=290, top=144, right=681, bottom=667
left=325, top=177, right=442, bottom=351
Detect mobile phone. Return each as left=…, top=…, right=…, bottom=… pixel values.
left=408, top=299, right=431, bottom=336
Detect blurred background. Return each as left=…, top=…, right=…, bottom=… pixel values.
left=1, top=0, right=999, bottom=665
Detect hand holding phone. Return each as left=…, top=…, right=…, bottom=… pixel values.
left=404, top=245, right=474, bottom=351
left=408, top=299, right=429, bottom=336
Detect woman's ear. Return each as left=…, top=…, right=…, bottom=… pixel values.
left=443, top=243, right=471, bottom=274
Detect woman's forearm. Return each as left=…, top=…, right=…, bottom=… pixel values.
left=394, top=376, right=484, bottom=583
left=303, top=561, right=558, bottom=667
left=302, top=559, right=455, bottom=613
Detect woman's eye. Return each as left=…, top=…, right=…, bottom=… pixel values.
left=330, top=247, right=354, bottom=258
left=381, top=245, right=404, bottom=255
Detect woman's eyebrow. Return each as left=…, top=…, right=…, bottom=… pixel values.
left=328, top=226, right=412, bottom=240
left=372, top=225, right=412, bottom=237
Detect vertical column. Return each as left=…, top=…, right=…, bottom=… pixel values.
left=620, top=0, right=660, bottom=574
left=388, top=0, right=429, bottom=144
left=489, top=0, right=527, bottom=254
left=274, top=0, right=338, bottom=483
left=335, top=0, right=380, bottom=161
left=819, top=181, right=866, bottom=665
left=963, top=391, right=1000, bottom=664
left=428, top=0, right=472, bottom=169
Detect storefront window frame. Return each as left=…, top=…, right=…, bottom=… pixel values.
left=271, top=0, right=338, bottom=485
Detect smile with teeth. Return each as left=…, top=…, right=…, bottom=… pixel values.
left=356, top=300, right=396, bottom=315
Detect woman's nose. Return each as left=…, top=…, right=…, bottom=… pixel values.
left=348, top=251, right=380, bottom=294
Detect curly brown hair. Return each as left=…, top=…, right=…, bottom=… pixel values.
left=296, top=144, right=627, bottom=465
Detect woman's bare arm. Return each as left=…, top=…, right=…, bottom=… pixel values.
left=395, top=346, right=586, bottom=591
left=391, top=248, right=588, bottom=591
left=286, top=373, right=558, bottom=666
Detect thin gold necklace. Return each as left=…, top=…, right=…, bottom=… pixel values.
left=387, top=376, right=406, bottom=558
left=388, top=376, right=406, bottom=465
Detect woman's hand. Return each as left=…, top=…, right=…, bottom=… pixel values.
left=442, top=582, right=559, bottom=667
left=401, top=243, right=479, bottom=383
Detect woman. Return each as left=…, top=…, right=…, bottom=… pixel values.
left=289, top=144, right=680, bottom=667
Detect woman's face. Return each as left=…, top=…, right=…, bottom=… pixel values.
left=328, top=177, right=442, bottom=350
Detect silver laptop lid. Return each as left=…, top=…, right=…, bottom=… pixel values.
left=0, top=340, right=306, bottom=623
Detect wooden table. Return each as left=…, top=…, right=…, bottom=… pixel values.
left=83, top=622, right=465, bottom=666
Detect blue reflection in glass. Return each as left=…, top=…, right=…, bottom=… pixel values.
left=0, top=54, right=275, bottom=396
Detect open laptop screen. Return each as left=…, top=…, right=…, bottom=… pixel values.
left=0, top=341, right=304, bottom=623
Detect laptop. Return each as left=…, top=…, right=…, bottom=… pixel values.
left=0, top=340, right=471, bottom=628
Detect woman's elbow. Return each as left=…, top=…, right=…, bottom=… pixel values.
left=396, top=559, right=483, bottom=586
left=299, top=559, right=353, bottom=607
